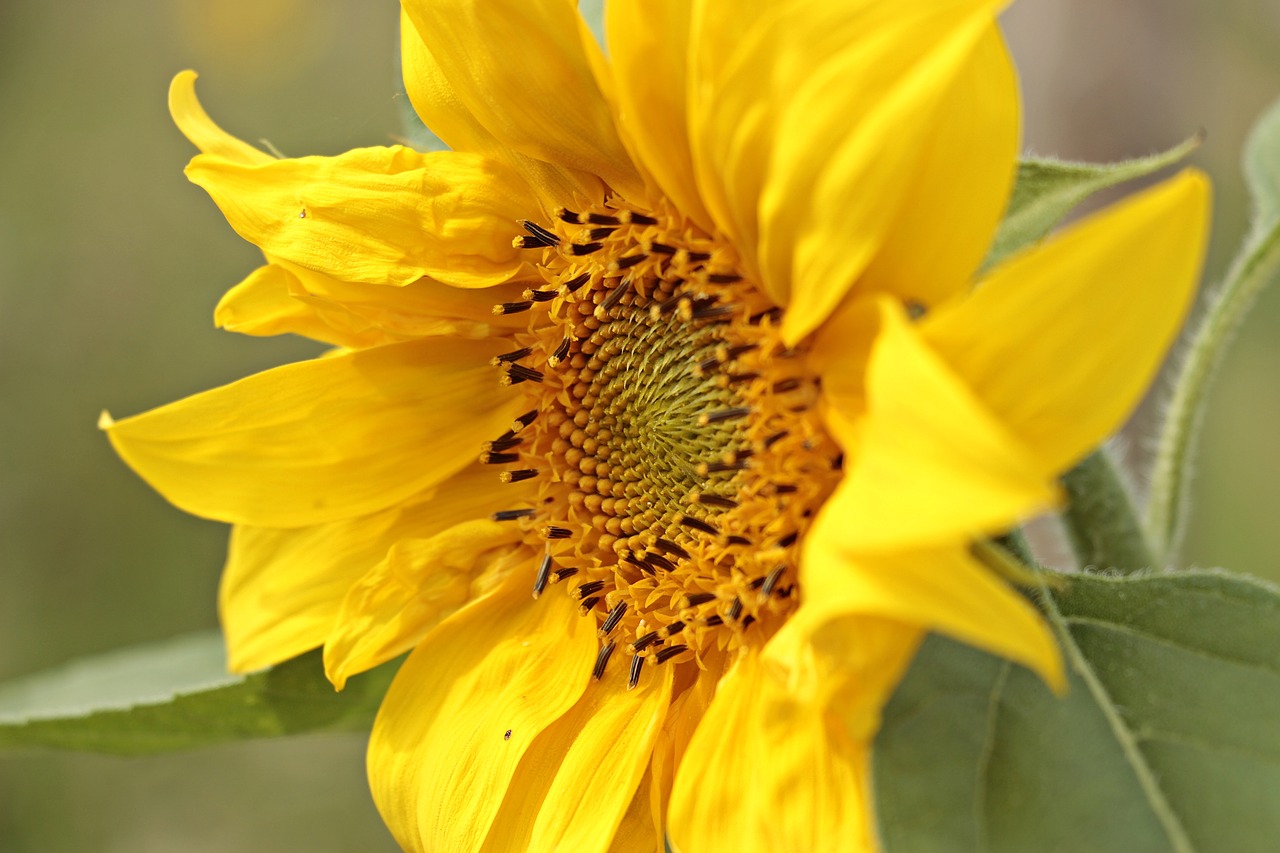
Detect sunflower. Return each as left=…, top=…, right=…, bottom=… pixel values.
left=103, top=1, right=1209, bottom=850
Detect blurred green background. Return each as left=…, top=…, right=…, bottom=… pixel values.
left=0, top=1, right=1277, bottom=850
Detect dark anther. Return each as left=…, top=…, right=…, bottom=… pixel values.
left=648, top=242, right=677, bottom=255
left=762, top=430, right=789, bottom=449
left=742, top=615, right=757, bottom=629
left=684, top=592, right=717, bottom=607
left=526, top=288, right=558, bottom=303
left=492, top=346, right=533, bottom=364
left=586, top=212, right=620, bottom=225
left=702, top=458, right=749, bottom=474
left=832, top=453, right=845, bottom=470
left=776, top=531, right=799, bottom=549
left=513, top=410, right=539, bottom=431
left=774, top=484, right=799, bottom=495
left=521, top=220, right=560, bottom=246
left=557, top=208, right=583, bottom=223
left=627, top=212, right=658, bottom=225
left=571, top=242, right=604, bottom=256
left=697, top=493, right=739, bottom=510
left=772, top=377, right=803, bottom=393
left=627, top=655, right=644, bottom=690
left=685, top=250, right=711, bottom=263
left=643, top=552, right=676, bottom=573
left=549, top=337, right=572, bottom=365
left=663, top=620, right=686, bottom=637
left=654, top=538, right=690, bottom=560
left=543, top=526, right=573, bottom=540
left=677, top=514, right=719, bottom=535
left=598, top=279, right=633, bottom=314
left=654, top=644, right=689, bottom=665
left=704, top=614, right=724, bottom=627
left=495, top=301, right=533, bottom=315
left=484, top=434, right=521, bottom=453
left=706, top=273, right=742, bottom=284
left=649, top=294, right=681, bottom=317
left=748, top=576, right=767, bottom=590
left=600, top=601, right=628, bottom=636
left=505, top=364, right=545, bottom=384
left=554, top=567, right=579, bottom=582
left=725, top=372, right=760, bottom=385
left=514, top=235, right=552, bottom=249
left=577, top=580, right=606, bottom=599
left=622, top=553, right=654, bottom=576
left=587, top=226, right=617, bottom=241
left=562, top=271, right=592, bottom=293
left=631, top=630, right=662, bottom=652
left=481, top=451, right=520, bottom=465
left=592, top=641, right=617, bottom=680
left=726, top=597, right=744, bottom=621
left=580, top=596, right=601, bottom=612
left=615, top=253, right=646, bottom=270
left=500, top=468, right=538, bottom=484
left=532, top=555, right=553, bottom=598
left=695, top=356, right=721, bottom=375
left=762, top=566, right=787, bottom=597
left=492, top=508, right=536, bottom=522
left=699, top=407, right=752, bottom=425
left=726, top=535, right=751, bottom=546
left=749, top=307, right=784, bottom=325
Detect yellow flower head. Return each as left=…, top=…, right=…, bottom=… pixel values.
left=103, top=1, right=1209, bottom=850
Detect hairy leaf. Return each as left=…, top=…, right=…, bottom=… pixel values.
left=0, top=632, right=394, bottom=754
left=874, top=570, right=1280, bottom=853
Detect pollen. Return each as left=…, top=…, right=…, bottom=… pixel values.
left=481, top=197, right=842, bottom=686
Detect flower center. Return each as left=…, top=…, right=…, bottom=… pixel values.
left=482, top=197, right=842, bottom=686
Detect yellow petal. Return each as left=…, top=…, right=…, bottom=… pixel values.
left=323, top=521, right=521, bottom=690
left=103, top=337, right=521, bottom=527
left=764, top=0, right=1005, bottom=344
left=168, top=71, right=270, bottom=165
left=605, top=0, right=712, bottom=231
left=367, top=569, right=597, bottom=852
left=478, top=665, right=673, bottom=852
left=801, top=537, right=1065, bottom=692
left=219, top=462, right=516, bottom=672
left=855, top=24, right=1019, bottom=308
left=185, top=146, right=533, bottom=288
left=823, top=298, right=1056, bottom=553
left=668, top=622, right=908, bottom=853
left=922, top=170, right=1211, bottom=474
left=609, top=767, right=663, bottom=853
left=398, top=8, right=603, bottom=210
left=648, top=667, right=720, bottom=849
left=400, top=0, right=643, bottom=199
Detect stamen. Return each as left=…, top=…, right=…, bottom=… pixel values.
left=685, top=250, right=711, bottom=263
left=600, top=602, right=628, bottom=636
left=653, top=538, right=690, bottom=560
left=480, top=451, right=520, bottom=465
left=647, top=242, right=677, bottom=255
left=707, top=273, right=742, bottom=284
left=643, top=552, right=676, bottom=573
left=596, top=279, right=633, bottom=319
left=761, top=566, right=787, bottom=597
left=577, top=580, right=606, bottom=599
left=587, top=226, right=617, bottom=241
left=624, top=211, right=658, bottom=225
left=654, top=644, right=689, bottom=665
left=613, top=253, right=647, bottom=271
left=494, top=301, right=533, bottom=315
left=631, top=630, right=662, bottom=652
left=524, top=288, right=558, bottom=303
left=513, top=235, right=554, bottom=249
left=580, top=596, right=601, bottom=612
left=684, top=592, right=717, bottom=607
left=554, top=567, right=579, bottom=582
left=562, top=271, right=592, bottom=293
left=586, top=212, right=620, bottom=226
left=512, top=410, right=538, bottom=432
left=704, top=614, right=724, bottom=627
left=772, top=377, right=803, bottom=393
left=532, top=555, right=552, bottom=599
left=570, top=242, right=604, bottom=256
left=592, top=642, right=617, bottom=679
left=548, top=337, right=572, bottom=366
left=627, top=655, right=644, bottom=690
left=483, top=434, right=521, bottom=453
left=776, top=531, right=799, bottom=548
left=726, top=534, right=751, bottom=546
left=691, top=301, right=737, bottom=321
left=491, top=346, right=534, bottom=364
left=500, top=469, right=539, bottom=484
left=492, top=508, right=535, bottom=521
left=557, top=207, right=584, bottom=224
left=521, top=220, right=560, bottom=246
left=762, top=431, right=789, bottom=449
left=543, top=526, right=573, bottom=540
left=726, top=597, right=744, bottom=621
left=692, top=492, right=739, bottom=510
left=698, top=407, right=752, bottom=426
left=677, top=514, right=719, bottom=535
left=504, top=364, right=545, bottom=384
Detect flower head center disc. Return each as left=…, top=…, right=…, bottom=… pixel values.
left=484, top=198, right=843, bottom=686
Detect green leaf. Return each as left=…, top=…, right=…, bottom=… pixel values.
left=983, top=135, right=1202, bottom=273
left=874, top=570, right=1280, bottom=853
left=0, top=632, right=395, bottom=754
left=1146, top=96, right=1280, bottom=564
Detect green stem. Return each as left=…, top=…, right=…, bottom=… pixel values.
left=1145, top=221, right=1280, bottom=565
left=1061, top=449, right=1156, bottom=572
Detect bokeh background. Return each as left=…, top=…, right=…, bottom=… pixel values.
left=1, top=1, right=1277, bottom=850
